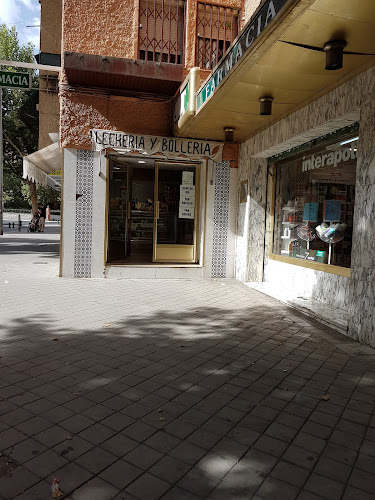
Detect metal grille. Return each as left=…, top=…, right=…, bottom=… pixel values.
left=196, top=2, right=240, bottom=70
left=138, top=0, right=186, bottom=64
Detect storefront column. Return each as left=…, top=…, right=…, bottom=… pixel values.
left=348, top=100, right=375, bottom=346
left=236, top=155, right=268, bottom=282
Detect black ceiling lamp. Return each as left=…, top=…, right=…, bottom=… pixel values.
left=323, top=40, right=346, bottom=70
left=224, top=127, right=235, bottom=142
left=280, top=39, right=375, bottom=71
left=259, top=96, right=274, bottom=116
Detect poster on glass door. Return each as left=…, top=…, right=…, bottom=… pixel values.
left=179, top=171, right=195, bottom=219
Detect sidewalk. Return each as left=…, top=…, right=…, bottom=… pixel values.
left=0, top=228, right=374, bottom=499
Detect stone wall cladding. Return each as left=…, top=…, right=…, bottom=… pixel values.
left=237, top=65, right=375, bottom=346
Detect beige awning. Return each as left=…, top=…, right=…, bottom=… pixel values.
left=23, top=142, right=61, bottom=187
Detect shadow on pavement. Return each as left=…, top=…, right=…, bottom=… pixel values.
left=0, top=305, right=374, bottom=499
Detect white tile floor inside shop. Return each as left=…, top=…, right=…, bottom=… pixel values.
left=0, top=225, right=375, bottom=499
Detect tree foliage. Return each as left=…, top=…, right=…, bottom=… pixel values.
left=0, top=24, right=39, bottom=209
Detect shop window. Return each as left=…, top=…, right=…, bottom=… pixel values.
left=138, top=0, right=186, bottom=64
left=271, top=130, right=358, bottom=269
left=196, top=2, right=240, bottom=70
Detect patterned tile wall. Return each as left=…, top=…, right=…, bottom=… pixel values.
left=74, top=150, right=94, bottom=278
left=211, top=161, right=230, bottom=278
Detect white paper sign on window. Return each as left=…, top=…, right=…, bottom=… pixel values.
left=179, top=206, right=195, bottom=219
left=180, top=185, right=195, bottom=197
left=182, top=171, right=194, bottom=186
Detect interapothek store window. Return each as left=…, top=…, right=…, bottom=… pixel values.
left=271, top=125, right=359, bottom=269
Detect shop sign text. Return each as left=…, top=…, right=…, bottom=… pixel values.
left=302, top=146, right=357, bottom=172
left=0, top=70, right=31, bottom=89
left=91, top=129, right=222, bottom=161
left=196, top=0, right=289, bottom=111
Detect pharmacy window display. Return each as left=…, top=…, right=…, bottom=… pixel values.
left=272, top=133, right=358, bottom=269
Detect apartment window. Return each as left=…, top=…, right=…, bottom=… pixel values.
left=196, top=2, right=240, bottom=70
left=138, top=0, right=186, bottom=64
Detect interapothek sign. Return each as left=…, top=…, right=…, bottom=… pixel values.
left=196, top=0, right=289, bottom=111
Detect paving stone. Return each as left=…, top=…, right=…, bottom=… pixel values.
left=59, top=414, right=96, bottom=434
left=329, top=429, right=363, bottom=451
left=160, top=486, right=201, bottom=500
left=186, top=428, right=221, bottom=450
left=46, top=462, right=93, bottom=495
left=126, top=472, right=171, bottom=500
left=99, top=459, right=143, bottom=489
left=304, top=473, right=345, bottom=500
left=208, top=480, right=251, bottom=500
left=100, top=434, right=139, bottom=457
left=24, top=449, right=69, bottom=478
left=75, top=447, right=118, bottom=474
left=342, top=485, right=375, bottom=500
left=53, top=435, right=94, bottom=460
left=12, top=480, right=51, bottom=500
left=348, top=467, right=375, bottom=494
left=252, top=435, right=289, bottom=458
left=34, top=424, right=70, bottom=447
left=72, top=477, right=119, bottom=500
left=150, top=456, right=191, bottom=484
left=81, top=403, right=114, bottom=421
left=292, top=431, right=327, bottom=454
left=265, top=422, right=299, bottom=443
left=255, top=476, right=300, bottom=500
left=314, top=456, right=352, bottom=483
left=101, top=412, right=135, bottom=432
left=0, top=465, right=40, bottom=499
left=211, top=437, right=249, bottom=462
left=177, top=467, right=221, bottom=498
left=78, top=422, right=117, bottom=445
left=124, top=444, right=163, bottom=470
left=122, top=421, right=157, bottom=442
left=169, top=441, right=207, bottom=466
left=271, top=460, right=310, bottom=488
left=0, top=427, right=28, bottom=449
left=283, top=445, right=318, bottom=470
left=16, top=416, right=53, bottom=437
left=146, top=431, right=181, bottom=453
left=5, top=437, right=47, bottom=464
left=322, top=442, right=358, bottom=466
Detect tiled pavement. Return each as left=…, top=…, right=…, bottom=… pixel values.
left=0, top=229, right=375, bottom=499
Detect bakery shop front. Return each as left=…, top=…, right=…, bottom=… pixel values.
left=60, top=129, right=238, bottom=279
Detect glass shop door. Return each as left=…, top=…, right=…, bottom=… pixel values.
left=153, top=162, right=198, bottom=263
left=108, top=165, right=131, bottom=261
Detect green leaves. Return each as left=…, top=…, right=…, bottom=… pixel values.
left=0, top=24, right=39, bottom=208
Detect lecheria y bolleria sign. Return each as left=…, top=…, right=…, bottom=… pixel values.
left=90, top=129, right=223, bottom=162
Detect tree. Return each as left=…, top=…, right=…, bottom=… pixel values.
left=0, top=24, right=39, bottom=213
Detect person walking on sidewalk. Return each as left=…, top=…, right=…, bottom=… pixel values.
left=38, top=204, right=47, bottom=232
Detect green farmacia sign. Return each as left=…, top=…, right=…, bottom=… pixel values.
left=0, top=71, right=31, bottom=90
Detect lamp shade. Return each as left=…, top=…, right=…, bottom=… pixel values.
left=259, top=96, right=273, bottom=115
left=323, top=40, right=346, bottom=70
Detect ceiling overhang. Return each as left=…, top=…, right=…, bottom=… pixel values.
left=63, top=52, right=184, bottom=99
left=176, top=0, right=375, bottom=142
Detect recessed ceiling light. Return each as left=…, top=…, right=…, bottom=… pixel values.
left=138, top=160, right=146, bottom=164
left=340, top=137, right=359, bottom=146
